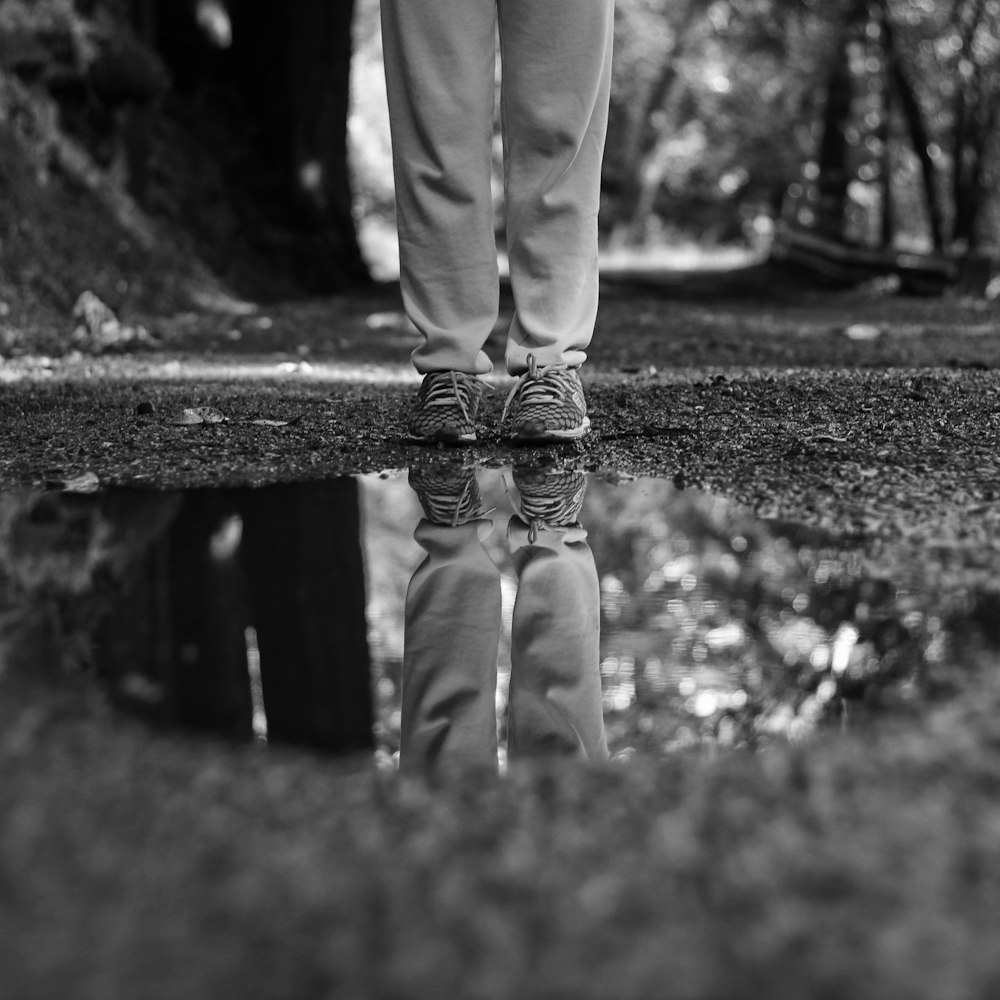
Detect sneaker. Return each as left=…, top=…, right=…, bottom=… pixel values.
left=512, top=466, right=587, bottom=542
left=409, top=463, right=488, bottom=526
left=407, top=371, right=486, bottom=444
left=501, top=354, right=591, bottom=442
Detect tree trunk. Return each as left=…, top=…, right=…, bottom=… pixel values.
left=879, top=82, right=893, bottom=248
left=232, top=0, right=370, bottom=292
left=620, top=82, right=694, bottom=247
left=814, top=25, right=856, bottom=237
left=950, top=0, right=987, bottom=248
left=881, top=2, right=944, bottom=249
left=608, top=1, right=699, bottom=249
left=811, top=0, right=875, bottom=239
left=143, top=0, right=370, bottom=294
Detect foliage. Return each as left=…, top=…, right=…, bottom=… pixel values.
left=606, top=0, right=826, bottom=248
left=349, top=0, right=1000, bottom=256
left=0, top=0, right=234, bottom=327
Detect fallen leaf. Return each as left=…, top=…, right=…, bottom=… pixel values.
left=54, top=471, right=100, bottom=494
left=250, top=415, right=303, bottom=427
left=172, top=406, right=228, bottom=425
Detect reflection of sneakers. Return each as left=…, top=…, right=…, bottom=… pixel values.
left=409, top=464, right=487, bottom=526
left=512, top=467, right=587, bottom=541
left=501, top=355, right=591, bottom=442
left=407, top=371, right=485, bottom=444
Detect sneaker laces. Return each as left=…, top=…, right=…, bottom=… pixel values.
left=501, top=354, right=575, bottom=424
left=410, top=466, right=495, bottom=526
left=420, top=480, right=485, bottom=527
left=508, top=469, right=587, bottom=542
left=421, top=371, right=487, bottom=422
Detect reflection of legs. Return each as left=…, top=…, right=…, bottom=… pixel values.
left=507, top=518, right=608, bottom=760
left=401, top=519, right=502, bottom=773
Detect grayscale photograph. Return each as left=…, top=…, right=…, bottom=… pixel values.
left=1, top=0, right=999, bottom=997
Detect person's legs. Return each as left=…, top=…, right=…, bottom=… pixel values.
left=497, top=0, right=614, bottom=376
left=381, top=0, right=500, bottom=377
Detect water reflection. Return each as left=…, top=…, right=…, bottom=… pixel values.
left=364, top=470, right=1000, bottom=761
left=400, top=464, right=606, bottom=774
left=0, top=471, right=997, bottom=764
left=0, top=483, right=374, bottom=755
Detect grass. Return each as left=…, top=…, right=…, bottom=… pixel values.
left=4, top=661, right=1000, bottom=1000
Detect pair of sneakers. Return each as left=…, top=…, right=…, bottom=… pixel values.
left=409, top=463, right=587, bottom=540
left=407, top=354, right=591, bottom=445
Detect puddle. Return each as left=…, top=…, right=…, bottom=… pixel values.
left=1, top=468, right=997, bottom=767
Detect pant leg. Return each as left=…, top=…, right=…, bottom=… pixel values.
left=400, top=518, right=503, bottom=774
left=381, top=0, right=500, bottom=375
left=497, top=0, right=614, bottom=375
left=507, top=517, right=608, bottom=760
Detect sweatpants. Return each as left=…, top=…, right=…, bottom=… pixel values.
left=380, top=0, right=615, bottom=376
left=400, top=515, right=608, bottom=774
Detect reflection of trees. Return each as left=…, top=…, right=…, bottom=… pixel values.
left=360, top=473, right=1000, bottom=761
left=0, top=484, right=374, bottom=756
left=0, top=490, right=180, bottom=679
left=583, top=479, right=995, bottom=754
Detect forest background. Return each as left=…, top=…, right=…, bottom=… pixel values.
left=2, top=0, right=1000, bottom=348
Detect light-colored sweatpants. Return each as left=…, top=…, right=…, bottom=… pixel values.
left=380, top=0, right=615, bottom=376
left=400, top=515, right=608, bottom=774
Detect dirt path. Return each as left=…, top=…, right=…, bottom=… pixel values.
left=1, top=273, right=998, bottom=546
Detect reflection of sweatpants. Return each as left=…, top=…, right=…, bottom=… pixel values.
left=400, top=516, right=607, bottom=774
left=380, top=0, right=615, bottom=376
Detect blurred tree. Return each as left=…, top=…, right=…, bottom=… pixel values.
left=143, top=0, right=370, bottom=292
left=879, top=2, right=944, bottom=249
left=793, top=0, right=1000, bottom=257
left=603, top=0, right=1000, bottom=266
left=605, top=0, right=839, bottom=249
left=0, top=0, right=371, bottom=303
left=947, top=0, right=1000, bottom=251
left=812, top=0, right=867, bottom=240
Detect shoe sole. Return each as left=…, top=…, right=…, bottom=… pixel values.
left=506, top=417, right=591, bottom=443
